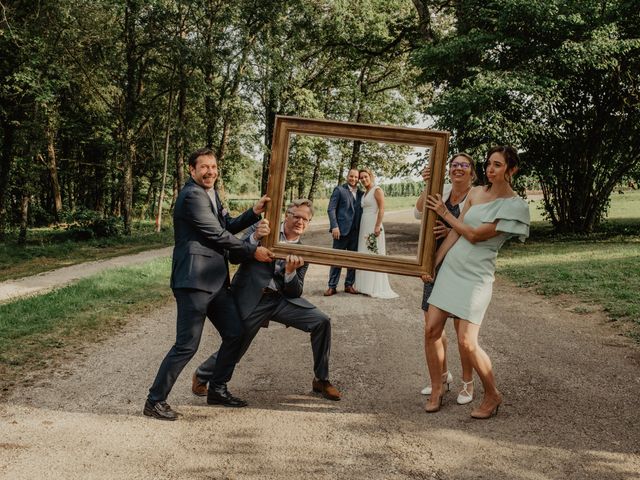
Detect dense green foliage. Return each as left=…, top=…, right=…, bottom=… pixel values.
left=0, top=0, right=425, bottom=240
left=413, top=0, right=640, bottom=233
left=2, top=0, right=639, bottom=241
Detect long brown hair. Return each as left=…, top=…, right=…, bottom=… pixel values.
left=484, top=146, right=519, bottom=189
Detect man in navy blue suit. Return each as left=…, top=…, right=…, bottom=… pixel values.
left=324, top=168, right=363, bottom=296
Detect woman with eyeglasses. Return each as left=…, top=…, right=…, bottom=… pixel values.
left=354, top=168, right=398, bottom=298
left=414, top=153, right=477, bottom=406
left=423, top=146, right=530, bottom=418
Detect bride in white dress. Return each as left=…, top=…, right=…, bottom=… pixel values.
left=355, top=168, right=399, bottom=299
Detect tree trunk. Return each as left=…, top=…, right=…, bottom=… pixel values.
left=45, top=116, right=63, bottom=222
left=156, top=84, right=175, bottom=232
left=18, top=194, right=30, bottom=244
left=123, top=141, right=135, bottom=234
left=307, top=152, right=323, bottom=201
left=174, top=72, right=187, bottom=192
left=350, top=140, right=362, bottom=169
left=122, top=0, right=139, bottom=236
left=0, top=119, right=15, bottom=240
left=261, top=91, right=277, bottom=195
left=411, top=0, right=433, bottom=41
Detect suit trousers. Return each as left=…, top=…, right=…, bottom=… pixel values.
left=328, top=227, right=359, bottom=288
left=196, top=292, right=332, bottom=382
left=147, top=287, right=244, bottom=402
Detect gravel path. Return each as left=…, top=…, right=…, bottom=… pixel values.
left=1, top=257, right=639, bottom=479
left=1, top=215, right=639, bottom=479
left=0, top=247, right=173, bottom=303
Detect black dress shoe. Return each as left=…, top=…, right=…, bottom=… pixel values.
left=143, top=399, right=179, bottom=420
left=207, top=384, right=248, bottom=408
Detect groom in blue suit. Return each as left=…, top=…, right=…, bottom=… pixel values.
left=325, top=168, right=363, bottom=296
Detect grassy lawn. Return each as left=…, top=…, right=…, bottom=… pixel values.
left=0, top=221, right=174, bottom=282
left=498, top=189, right=640, bottom=339
left=0, top=257, right=173, bottom=395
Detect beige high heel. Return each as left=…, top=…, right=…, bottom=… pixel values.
left=424, top=390, right=447, bottom=413
left=470, top=396, right=502, bottom=419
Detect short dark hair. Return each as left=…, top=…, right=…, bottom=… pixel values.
left=188, top=147, right=216, bottom=168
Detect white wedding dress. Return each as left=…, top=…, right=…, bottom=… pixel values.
left=355, top=186, right=399, bottom=299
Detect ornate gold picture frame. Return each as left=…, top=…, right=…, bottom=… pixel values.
left=262, top=115, right=449, bottom=277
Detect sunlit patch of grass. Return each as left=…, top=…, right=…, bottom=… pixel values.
left=499, top=239, right=640, bottom=331
left=0, top=257, right=172, bottom=394
left=0, top=221, right=173, bottom=281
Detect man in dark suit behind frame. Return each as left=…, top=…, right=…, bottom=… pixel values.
left=193, top=199, right=341, bottom=401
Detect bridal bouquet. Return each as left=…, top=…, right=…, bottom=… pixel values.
left=365, top=232, right=379, bottom=254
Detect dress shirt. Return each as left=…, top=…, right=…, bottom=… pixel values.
left=206, top=188, right=218, bottom=215
left=250, top=224, right=298, bottom=287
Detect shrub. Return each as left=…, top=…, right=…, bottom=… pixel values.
left=64, top=209, right=123, bottom=240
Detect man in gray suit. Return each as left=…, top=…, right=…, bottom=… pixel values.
left=325, top=168, right=363, bottom=296
left=193, top=199, right=340, bottom=401
left=144, top=147, right=273, bottom=420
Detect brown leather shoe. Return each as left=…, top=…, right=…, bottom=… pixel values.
left=344, top=285, right=359, bottom=294
left=312, top=378, right=341, bottom=401
left=323, top=287, right=337, bottom=297
left=192, top=372, right=208, bottom=397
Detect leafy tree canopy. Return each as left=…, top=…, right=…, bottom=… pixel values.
left=414, top=0, right=640, bottom=232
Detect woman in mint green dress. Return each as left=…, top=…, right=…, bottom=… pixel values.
left=423, top=146, right=530, bottom=418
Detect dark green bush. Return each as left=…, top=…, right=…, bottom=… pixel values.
left=64, top=209, right=123, bottom=240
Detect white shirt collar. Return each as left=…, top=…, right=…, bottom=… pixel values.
left=280, top=223, right=300, bottom=243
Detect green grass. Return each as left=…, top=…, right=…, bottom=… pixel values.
left=498, top=189, right=640, bottom=338
left=526, top=189, right=640, bottom=223
left=0, top=257, right=172, bottom=393
left=0, top=221, right=174, bottom=282
left=498, top=240, right=640, bottom=322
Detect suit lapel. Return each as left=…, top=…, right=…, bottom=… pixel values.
left=344, top=184, right=355, bottom=211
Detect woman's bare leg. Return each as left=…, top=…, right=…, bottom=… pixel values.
left=424, top=305, right=449, bottom=411
left=456, top=320, right=502, bottom=415
left=423, top=310, right=449, bottom=388
left=454, top=318, right=474, bottom=396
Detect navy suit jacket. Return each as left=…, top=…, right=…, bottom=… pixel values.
left=327, top=184, right=363, bottom=235
left=229, top=224, right=314, bottom=321
left=170, top=178, right=260, bottom=294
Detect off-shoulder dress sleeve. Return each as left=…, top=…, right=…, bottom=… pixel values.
left=482, top=197, right=530, bottom=242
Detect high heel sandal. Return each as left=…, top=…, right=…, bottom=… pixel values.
left=456, top=380, right=474, bottom=405
left=424, top=393, right=445, bottom=413
left=470, top=396, right=502, bottom=419
left=420, top=371, right=452, bottom=395
left=424, top=390, right=447, bottom=413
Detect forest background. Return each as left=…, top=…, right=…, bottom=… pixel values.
left=1, top=0, right=639, bottom=243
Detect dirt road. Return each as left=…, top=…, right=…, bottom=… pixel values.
left=1, top=255, right=639, bottom=479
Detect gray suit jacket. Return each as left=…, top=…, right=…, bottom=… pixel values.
left=170, top=178, right=260, bottom=294
left=230, top=225, right=314, bottom=320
